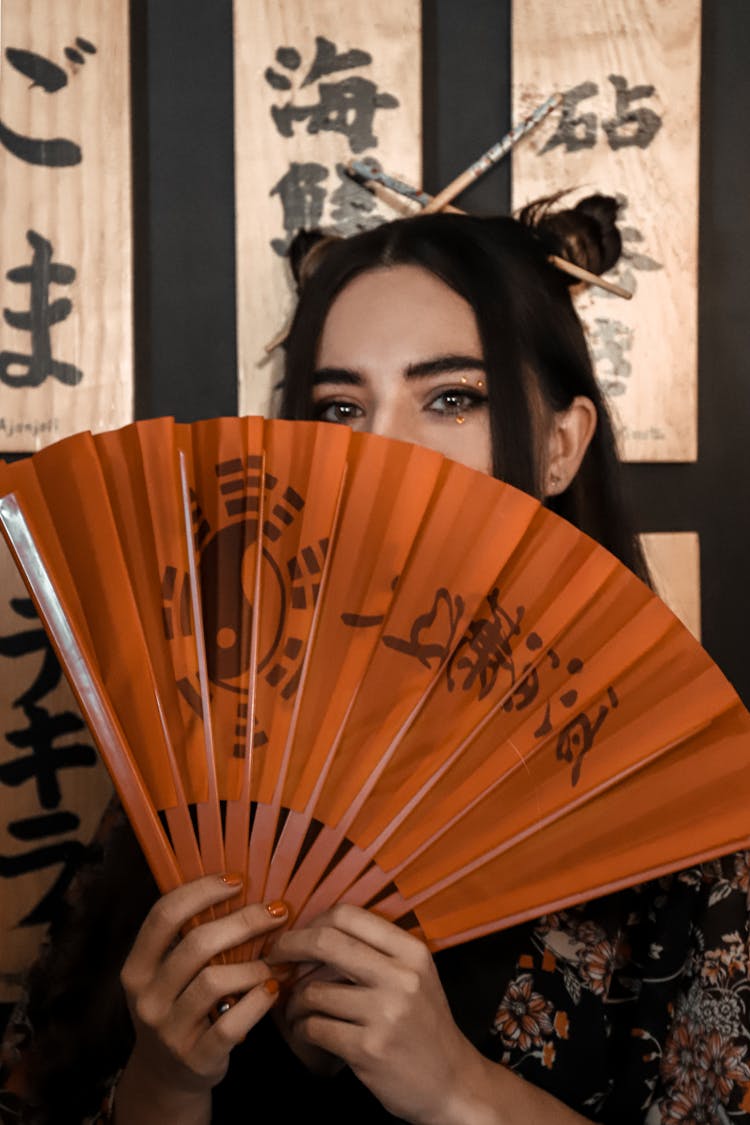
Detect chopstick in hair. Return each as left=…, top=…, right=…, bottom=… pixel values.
left=422, top=93, right=563, bottom=214
left=548, top=254, right=633, bottom=299
left=343, top=163, right=631, bottom=300
left=345, top=160, right=462, bottom=214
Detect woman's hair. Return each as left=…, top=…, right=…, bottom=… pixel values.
left=6, top=197, right=649, bottom=1124
left=4, top=811, right=158, bottom=1123
left=280, top=195, right=650, bottom=583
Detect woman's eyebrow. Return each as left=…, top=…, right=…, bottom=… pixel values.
left=405, top=355, right=486, bottom=378
left=312, top=367, right=363, bottom=386
left=312, top=355, right=485, bottom=386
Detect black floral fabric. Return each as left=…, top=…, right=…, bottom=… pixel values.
left=3, top=851, right=750, bottom=1123
left=473, top=854, right=750, bottom=1122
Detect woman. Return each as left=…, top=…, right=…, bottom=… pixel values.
left=3, top=198, right=749, bottom=1124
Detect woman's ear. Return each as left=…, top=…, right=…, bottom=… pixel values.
left=543, top=395, right=597, bottom=496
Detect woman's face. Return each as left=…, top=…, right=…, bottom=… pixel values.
left=312, top=265, right=493, bottom=474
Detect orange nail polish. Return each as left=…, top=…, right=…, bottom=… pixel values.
left=265, top=900, right=287, bottom=918
left=221, top=872, right=243, bottom=887
left=264, top=978, right=280, bottom=996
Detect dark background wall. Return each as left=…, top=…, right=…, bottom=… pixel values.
left=130, top=0, right=749, bottom=704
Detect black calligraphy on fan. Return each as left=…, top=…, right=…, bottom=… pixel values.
left=346, top=585, right=620, bottom=788
left=446, top=589, right=524, bottom=700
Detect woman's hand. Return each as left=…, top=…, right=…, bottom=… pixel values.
left=115, top=874, right=288, bottom=1124
left=271, top=963, right=348, bottom=1078
left=269, top=905, right=592, bottom=1125
left=267, top=904, right=483, bottom=1125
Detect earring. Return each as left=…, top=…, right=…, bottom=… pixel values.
left=549, top=472, right=561, bottom=488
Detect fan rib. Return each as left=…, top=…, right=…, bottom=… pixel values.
left=0, top=494, right=181, bottom=893
left=2, top=417, right=749, bottom=956
left=179, top=452, right=225, bottom=876
left=250, top=459, right=350, bottom=930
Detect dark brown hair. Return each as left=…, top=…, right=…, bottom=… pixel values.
left=4, top=812, right=157, bottom=1123
left=280, top=196, right=649, bottom=583
left=9, top=198, right=650, bottom=1122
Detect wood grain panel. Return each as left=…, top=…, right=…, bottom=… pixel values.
left=641, top=531, right=701, bottom=641
left=0, top=541, right=111, bottom=1004
left=512, top=0, right=701, bottom=462
left=234, top=0, right=422, bottom=416
left=0, top=0, right=133, bottom=452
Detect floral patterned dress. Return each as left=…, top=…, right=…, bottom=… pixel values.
left=474, top=854, right=750, bottom=1122
left=3, top=850, right=750, bottom=1123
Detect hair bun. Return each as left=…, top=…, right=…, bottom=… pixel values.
left=287, top=228, right=340, bottom=291
left=520, top=192, right=622, bottom=277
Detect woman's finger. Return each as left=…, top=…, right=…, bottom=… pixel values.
left=293, top=1011, right=365, bottom=1064
left=156, top=902, right=288, bottom=1001
left=317, top=904, right=427, bottom=962
left=171, top=958, right=273, bottom=1027
left=124, top=873, right=245, bottom=986
left=269, top=905, right=430, bottom=985
left=285, top=977, right=367, bottom=1028
left=192, top=979, right=281, bottom=1074
left=270, top=922, right=388, bottom=987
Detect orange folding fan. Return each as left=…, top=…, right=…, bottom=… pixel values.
left=1, top=416, right=749, bottom=952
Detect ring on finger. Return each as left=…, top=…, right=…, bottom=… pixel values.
left=209, top=995, right=237, bottom=1023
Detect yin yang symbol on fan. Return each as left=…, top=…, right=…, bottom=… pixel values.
left=164, top=453, right=320, bottom=759
left=1, top=415, right=749, bottom=951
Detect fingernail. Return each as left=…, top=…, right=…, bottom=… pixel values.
left=265, top=900, right=287, bottom=918
left=221, top=872, right=243, bottom=887
left=264, top=978, right=280, bottom=996
left=271, top=962, right=294, bottom=981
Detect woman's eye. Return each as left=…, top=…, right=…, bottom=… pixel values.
left=427, top=389, right=487, bottom=416
left=314, top=400, right=364, bottom=424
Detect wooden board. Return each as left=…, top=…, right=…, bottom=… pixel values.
left=234, top=0, right=422, bottom=417
left=0, top=0, right=133, bottom=453
left=641, top=531, right=701, bottom=641
left=0, top=540, right=111, bottom=1005
left=512, top=0, right=701, bottom=462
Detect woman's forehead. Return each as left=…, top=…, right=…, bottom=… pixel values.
left=317, top=264, right=483, bottom=369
